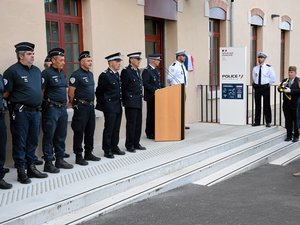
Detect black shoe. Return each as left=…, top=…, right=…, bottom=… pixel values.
left=285, top=137, right=292, bottom=142
left=34, top=159, right=43, bottom=165
left=266, top=123, right=271, bottom=127
left=64, top=153, right=70, bottom=158
left=55, top=158, right=74, bottom=169
left=17, top=167, right=31, bottom=184
left=147, top=135, right=154, bottom=140
left=0, top=179, right=12, bottom=189
left=75, top=154, right=88, bottom=166
left=252, top=123, right=260, bottom=126
left=127, top=147, right=136, bottom=153
left=44, top=161, right=60, bottom=173
left=27, top=164, right=48, bottom=178
left=292, top=137, right=299, bottom=143
left=84, top=153, right=101, bottom=161
left=134, top=144, right=146, bottom=150
left=185, top=126, right=190, bottom=130
left=104, top=152, right=115, bottom=159
left=112, top=147, right=126, bottom=155
left=3, top=167, right=9, bottom=173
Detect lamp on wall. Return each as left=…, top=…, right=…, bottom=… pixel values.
left=271, top=14, right=280, bottom=19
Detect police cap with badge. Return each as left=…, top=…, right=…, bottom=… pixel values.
left=79, top=51, right=91, bottom=61
left=48, top=48, right=65, bottom=58
left=148, top=53, right=161, bottom=61
left=14, top=42, right=35, bottom=52
left=105, top=52, right=122, bottom=62
left=127, top=52, right=142, bottom=60
left=257, top=52, right=267, bottom=58
left=175, top=49, right=186, bottom=57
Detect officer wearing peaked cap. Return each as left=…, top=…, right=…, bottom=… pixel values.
left=41, top=47, right=73, bottom=173
left=3, top=42, right=48, bottom=184
left=121, top=52, right=146, bottom=152
left=95, top=52, right=125, bottom=159
left=252, top=52, right=276, bottom=127
left=142, top=53, right=163, bottom=139
left=69, top=51, right=100, bottom=165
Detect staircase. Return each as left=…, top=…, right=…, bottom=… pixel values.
left=1, top=124, right=299, bottom=225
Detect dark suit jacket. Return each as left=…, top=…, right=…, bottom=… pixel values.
left=95, top=68, right=122, bottom=113
left=121, top=65, right=143, bottom=109
left=142, top=65, right=162, bottom=102
left=278, top=77, right=300, bottom=110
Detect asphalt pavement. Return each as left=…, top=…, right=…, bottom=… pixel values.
left=81, top=159, right=300, bottom=225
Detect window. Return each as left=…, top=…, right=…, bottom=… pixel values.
left=280, top=30, right=286, bottom=80
left=44, top=0, right=83, bottom=77
left=209, top=19, right=220, bottom=87
left=145, top=18, right=165, bottom=81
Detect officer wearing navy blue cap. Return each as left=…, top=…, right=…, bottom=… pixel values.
left=3, top=42, right=48, bottom=184
left=0, top=74, right=12, bottom=189
left=41, top=47, right=73, bottom=173
left=95, top=52, right=125, bottom=158
left=142, top=53, right=163, bottom=139
left=68, top=51, right=100, bottom=165
left=121, top=52, right=146, bottom=152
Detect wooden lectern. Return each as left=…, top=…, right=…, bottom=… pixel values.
left=155, top=83, right=185, bottom=141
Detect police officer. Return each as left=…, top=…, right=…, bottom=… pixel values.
left=252, top=52, right=276, bottom=127
left=278, top=66, right=300, bottom=142
left=41, top=48, right=73, bottom=173
left=69, top=51, right=100, bottom=166
left=121, top=52, right=146, bottom=152
left=168, top=49, right=190, bottom=129
left=142, top=53, right=163, bottom=139
left=95, top=53, right=125, bottom=159
left=0, top=74, right=12, bottom=189
left=3, top=42, right=48, bottom=184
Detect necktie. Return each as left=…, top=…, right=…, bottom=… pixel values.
left=258, top=66, right=262, bottom=85
left=290, top=79, right=293, bottom=87
left=181, top=65, right=186, bottom=85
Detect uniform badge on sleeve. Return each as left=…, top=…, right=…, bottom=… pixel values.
left=70, top=77, right=76, bottom=84
left=3, top=78, right=8, bottom=86
left=42, top=77, right=45, bottom=84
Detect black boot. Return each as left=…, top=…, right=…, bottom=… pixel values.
left=27, top=164, right=48, bottom=178
left=55, top=158, right=73, bottom=169
left=0, top=179, right=12, bottom=189
left=75, top=154, right=88, bottom=166
left=17, top=166, right=31, bottom=184
left=84, top=153, right=101, bottom=161
left=44, top=161, right=60, bottom=173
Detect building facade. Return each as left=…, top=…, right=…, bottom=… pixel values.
left=0, top=0, right=299, bottom=159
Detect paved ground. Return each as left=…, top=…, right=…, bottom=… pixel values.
left=81, top=159, right=300, bottom=225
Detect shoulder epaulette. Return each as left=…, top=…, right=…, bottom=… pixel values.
left=266, top=64, right=271, bottom=67
left=172, top=62, right=176, bottom=66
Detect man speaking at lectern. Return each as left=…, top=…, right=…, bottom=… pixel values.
left=167, top=49, right=189, bottom=129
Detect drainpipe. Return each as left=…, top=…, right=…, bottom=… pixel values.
left=229, top=0, right=234, bottom=47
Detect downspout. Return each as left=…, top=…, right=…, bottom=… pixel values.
left=229, top=0, right=234, bottom=47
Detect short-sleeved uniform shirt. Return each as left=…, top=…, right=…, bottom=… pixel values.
left=3, top=62, right=42, bottom=107
left=69, top=67, right=95, bottom=101
left=42, top=67, right=68, bottom=103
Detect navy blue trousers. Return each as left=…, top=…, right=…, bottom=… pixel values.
left=0, top=113, right=7, bottom=179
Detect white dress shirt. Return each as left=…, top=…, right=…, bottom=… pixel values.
left=252, top=63, right=276, bottom=85
left=168, top=60, right=188, bottom=87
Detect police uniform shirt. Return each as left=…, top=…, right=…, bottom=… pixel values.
left=42, top=67, right=68, bottom=103
left=142, top=65, right=161, bottom=101
left=121, top=64, right=143, bottom=109
left=3, top=62, right=42, bottom=107
left=168, top=60, right=188, bottom=87
left=0, top=75, right=4, bottom=111
left=252, top=63, right=276, bottom=85
left=95, top=67, right=122, bottom=113
left=69, top=67, right=95, bottom=101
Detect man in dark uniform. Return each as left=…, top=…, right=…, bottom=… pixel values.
left=95, top=52, right=125, bottom=159
left=278, top=66, right=300, bottom=142
left=142, top=53, right=163, bottom=139
left=69, top=51, right=100, bottom=166
left=121, top=52, right=146, bottom=152
left=3, top=42, right=48, bottom=184
left=252, top=52, right=276, bottom=127
left=41, top=48, right=73, bottom=173
left=0, top=74, right=12, bottom=189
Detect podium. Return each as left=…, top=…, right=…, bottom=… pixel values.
left=155, top=83, right=185, bottom=141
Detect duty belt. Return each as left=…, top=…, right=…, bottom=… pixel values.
left=14, top=104, right=42, bottom=112
left=77, top=99, right=94, bottom=106
left=46, top=99, right=67, bottom=108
